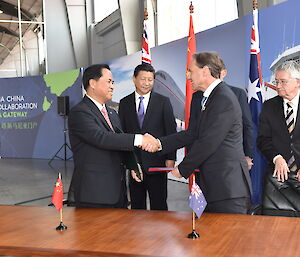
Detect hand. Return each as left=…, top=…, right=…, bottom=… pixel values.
left=131, top=170, right=143, bottom=182
left=171, top=166, right=182, bottom=178
left=245, top=156, right=253, bottom=170
left=165, top=160, right=175, bottom=168
left=273, top=156, right=290, bottom=182
left=296, top=170, right=300, bottom=182
left=140, top=133, right=160, bottom=152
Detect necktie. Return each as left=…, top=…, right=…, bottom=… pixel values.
left=137, top=96, right=145, bottom=128
left=201, top=96, right=207, bottom=108
left=286, top=102, right=297, bottom=172
left=101, top=106, right=114, bottom=131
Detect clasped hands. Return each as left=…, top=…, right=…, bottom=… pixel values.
left=139, top=133, right=161, bottom=153
left=274, top=156, right=300, bottom=182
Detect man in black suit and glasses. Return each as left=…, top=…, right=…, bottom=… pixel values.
left=257, top=60, right=300, bottom=216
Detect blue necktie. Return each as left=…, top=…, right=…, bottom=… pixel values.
left=137, top=96, right=145, bottom=128
left=201, top=96, right=207, bottom=108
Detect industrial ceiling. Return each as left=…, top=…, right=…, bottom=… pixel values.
left=0, top=0, right=43, bottom=65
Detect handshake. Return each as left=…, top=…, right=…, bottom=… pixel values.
left=139, top=133, right=161, bottom=153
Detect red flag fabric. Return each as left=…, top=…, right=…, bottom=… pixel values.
left=185, top=14, right=196, bottom=129
left=51, top=176, right=63, bottom=211
left=185, top=9, right=196, bottom=191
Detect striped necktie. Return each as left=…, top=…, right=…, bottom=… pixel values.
left=201, top=96, right=207, bottom=109
left=286, top=102, right=297, bottom=172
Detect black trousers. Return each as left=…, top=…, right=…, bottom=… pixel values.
left=129, top=172, right=168, bottom=210
left=205, top=197, right=251, bottom=214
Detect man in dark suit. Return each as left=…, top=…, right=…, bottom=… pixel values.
left=158, top=52, right=252, bottom=214
left=221, top=64, right=254, bottom=169
left=257, top=60, right=300, bottom=183
left=257, top=60, right=300, bottom=216
left=118, top=63, right=177, bottom=210
left=189, top=61, right=254, bottom=170
left=67, top=64, right=157, bottom=208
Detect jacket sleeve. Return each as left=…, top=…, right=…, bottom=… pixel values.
left=256, top=103, right=280, bottom=163
left=178, top=95, right=237, bottom=179
left=68, top=107, right=135, bottom=152
left=237, top=89, right=254, bottom=157
left=162, top=98, right=177, bottom=160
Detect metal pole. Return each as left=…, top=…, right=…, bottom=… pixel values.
left=17, top=0, right=24, bottom=77
left=42, top=0, right=48, bottom=74
left=151, top=0, right=158, bottom=46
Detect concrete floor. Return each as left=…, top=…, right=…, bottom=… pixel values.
left=0, top=158, right=191, bottom=213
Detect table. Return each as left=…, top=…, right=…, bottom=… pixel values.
left=0, top=205, right=299, bottom=256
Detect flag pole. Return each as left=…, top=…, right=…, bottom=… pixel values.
left=187, top=173, right=200, bottom=239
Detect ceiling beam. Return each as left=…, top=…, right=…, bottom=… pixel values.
left=0, top=24, right=18, bottom=37
left=0, top=0, right=35, bottom=20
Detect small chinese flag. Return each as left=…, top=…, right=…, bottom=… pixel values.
left=51, top=173, right=63, bottom=211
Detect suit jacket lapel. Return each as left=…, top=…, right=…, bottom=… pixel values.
left=107, top=106, right=123, bottom=132
left=293, top=95, right=300, bottom=134
left=276, top=97, right=291, bottom=138
left=142, top=92, right=155, bottom=129
left=83, top=96, right=113, bottom=132
left=127, top=92, right=140, bottom=129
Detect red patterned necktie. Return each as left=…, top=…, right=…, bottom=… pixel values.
left=101, top=107, right=114, bottom=131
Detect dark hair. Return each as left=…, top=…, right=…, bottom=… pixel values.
left=192, top=52, right=223, bottom=79
left=133, top=63, right=155, bottom=78
left=82, top=64, right=110, bottom=90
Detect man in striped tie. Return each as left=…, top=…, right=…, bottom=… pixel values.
left=257, top=60, right=300, bottom=216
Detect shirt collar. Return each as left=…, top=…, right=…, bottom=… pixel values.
left=135, top=91, right=151, bottom=102
left=283, top=90, right=300, bottom=107
left=86, top=94, right=105, bottom=111
left=203, top=79, right=222, bottom=98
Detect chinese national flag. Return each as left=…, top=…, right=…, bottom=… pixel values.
left=51, top=175, right=63, bottom=211
left=185, top=7, right=196, bottom=191
left=185, top=13, right=196, bottom=129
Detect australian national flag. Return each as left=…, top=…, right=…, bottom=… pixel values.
left=189, top=180, right=207, bottom=218
left=247, top=8, right=266, bottom=205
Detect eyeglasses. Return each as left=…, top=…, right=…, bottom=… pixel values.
left=273, top=78, right=295, bottom=86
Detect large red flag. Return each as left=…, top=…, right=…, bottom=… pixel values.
left=185, top=5, right=196, bottom=129
left=185, top=3, right=196, bottom=191
left=51, top=174, right=63, bottom=211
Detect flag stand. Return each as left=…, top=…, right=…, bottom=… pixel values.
left=187, top=207, right=200, bottom=239
left=56, top=209, right=67, bottom=231
left=187, top=211, right=200, bottom=238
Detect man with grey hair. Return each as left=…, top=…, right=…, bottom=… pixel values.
left=257, top=60, right=300, bottom=216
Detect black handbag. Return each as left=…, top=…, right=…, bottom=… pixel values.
left=262, top=171, right=300, bottom=217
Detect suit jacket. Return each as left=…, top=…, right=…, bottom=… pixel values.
left=160, top=82, right=252, bottom=203
left=189, top=84, right=254, bottom=157
left=229, top=85, right=254, bottom=157
left=118, top=91, right=176, bottom=172
left=68, top=96, right=135, bottom=205
left=257, top=95, right=300, bottom=171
